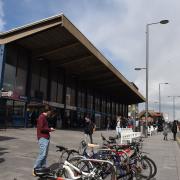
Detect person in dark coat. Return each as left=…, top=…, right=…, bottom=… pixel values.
left=84, top=115, right=94, bottom=144
left=172, top=120, right=178, bottom=141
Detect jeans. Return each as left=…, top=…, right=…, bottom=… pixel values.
left=34, top=137, right=50, bottom=169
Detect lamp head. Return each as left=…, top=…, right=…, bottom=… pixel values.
left=134, top=68, right=142, bottom=71
left=160, top=20, right=169, bottom=24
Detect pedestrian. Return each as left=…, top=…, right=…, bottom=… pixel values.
left=116, top=115, right=121, bottom=138
left=84, top=115, right=94, bottom=144
left=163, top=123, right=168, bottom=141
left=33, top=105, right=55, bottom=176
left=171, top=120, right=178, bottom=141
left=106, top=117, right=110, bottom=131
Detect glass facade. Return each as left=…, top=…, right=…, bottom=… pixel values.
left=0, top=44, right=130, bottom=129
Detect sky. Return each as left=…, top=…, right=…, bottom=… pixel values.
left=0, top=0, right=180, bottom=121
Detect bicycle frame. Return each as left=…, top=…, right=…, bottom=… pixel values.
left=62, top=159, right=116, bottom=180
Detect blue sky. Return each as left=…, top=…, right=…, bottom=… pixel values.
left=1, top=0, right=180, bottom=120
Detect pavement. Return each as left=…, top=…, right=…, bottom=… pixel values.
left=0, top=128, right=180, bottom=180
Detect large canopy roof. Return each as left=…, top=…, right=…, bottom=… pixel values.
left=0, top=14, right=145, bottom=104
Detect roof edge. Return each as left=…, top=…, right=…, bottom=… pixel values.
left=62, top=15, right=145, bottom=102
left=0, top=13, right=63, bottom=44
left=0, top=13, right=63, bottom=37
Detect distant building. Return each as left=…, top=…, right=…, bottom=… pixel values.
left=138, top=110, right=165, bottom=131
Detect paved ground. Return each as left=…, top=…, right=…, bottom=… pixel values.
left=0, top=128, right=180, bottom=180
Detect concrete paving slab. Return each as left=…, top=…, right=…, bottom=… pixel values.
left=0, top=128, right=180, bottom=180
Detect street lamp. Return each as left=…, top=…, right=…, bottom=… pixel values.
left=135, top=19, right=169, bottom=137
left=159, top=82, right=168, bottom=113
left=168, top=96, right=180, bottom=120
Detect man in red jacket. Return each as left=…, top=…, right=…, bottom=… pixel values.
left=33, top=106, right=55, bottom=175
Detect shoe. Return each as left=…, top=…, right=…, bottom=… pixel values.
left=32, top=169, right=36, bottom=177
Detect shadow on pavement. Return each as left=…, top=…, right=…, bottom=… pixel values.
left=0, top=136, right=17, bottom=141
left=0, top=158, right=5, bottom=163
left=0, top=147, right=9, bottom=164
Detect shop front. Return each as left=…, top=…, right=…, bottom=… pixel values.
left=0, top=91, right=27, bottom=128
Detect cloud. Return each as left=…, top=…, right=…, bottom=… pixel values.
left=0, top=0, right=5, bottom=31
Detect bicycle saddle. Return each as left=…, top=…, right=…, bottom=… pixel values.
left=34, top=167, right=51, bottom=176
left=88, top=143, right=100, bottom=148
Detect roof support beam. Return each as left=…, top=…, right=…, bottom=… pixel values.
left=33, top=41, right=80, bottom=58
left=51, top=54, right=92, bottom=67
left=80, top=71, right=112, bottom=81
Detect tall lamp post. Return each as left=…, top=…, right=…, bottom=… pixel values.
left=159, top=82, right=168, bottom=113
left=135, top=19, right=169, bottom=137
left=168, top=96, right=180, bottom=120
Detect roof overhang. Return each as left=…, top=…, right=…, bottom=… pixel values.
left=0, top=14, right=145, bottom=104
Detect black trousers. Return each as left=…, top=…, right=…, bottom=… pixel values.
left=89, top=134, right=93, bottom=144
left=173, top=132, right=177, bottom=141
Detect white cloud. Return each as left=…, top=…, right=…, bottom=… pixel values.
left=68, top=0, right=180, bottom=120
left=0, top=0, right=5, bottom=31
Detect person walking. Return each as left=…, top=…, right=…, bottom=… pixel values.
left=84, top=115, right=94, bottom=144
left=33, top=106, right=55, bottom=176
left=171, top=120, right=177, bottom=141
left=163, top=123, right=169, bottom=141
left=116, top=115, right=121, bottom=138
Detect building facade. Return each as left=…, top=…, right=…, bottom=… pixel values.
left=0, top=14, right=144, bottom=129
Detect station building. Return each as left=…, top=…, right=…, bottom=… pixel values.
left=0, top=14, right=145, bottom=129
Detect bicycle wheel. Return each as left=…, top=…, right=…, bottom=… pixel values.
left=99, top=162, right=116, bottom=180
left=69, top=156, right=92, bottom=173
left=143, top=156, right=157, bottom=178
left=135, top=157, right=152, bottom=180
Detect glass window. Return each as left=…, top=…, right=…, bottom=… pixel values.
left=78, top=88, right=85, bottom=108
left=95, top=96, right=100, bottom=112
left=57, top=81, right=63, bottom=103
left=107, top=100, right=111, bottom=114
left=112, top=102, right=115, bottom=115
left=66, top=86, right=75, bottom=106
left=13, top=101, right=25, bottom=116
left=87, top=93, right=93, bottom=110
left=40, top=65, right=48, bottom=100
left=3, top=63, right=16, bottom=91
left=3, top=45, right=28, bottom=96
left=102, top=98, right=106, bottom=113
left=66, top=76, right=76, bottom=106
left=51, top=80, right=57, bottom=102
left=15, top=52, right=28, bottom=96
left=31, top=61, right=48, bottom=100
left=3, top=46, right=17, bottom=91
left=31, top=61, right=40, bottom=98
